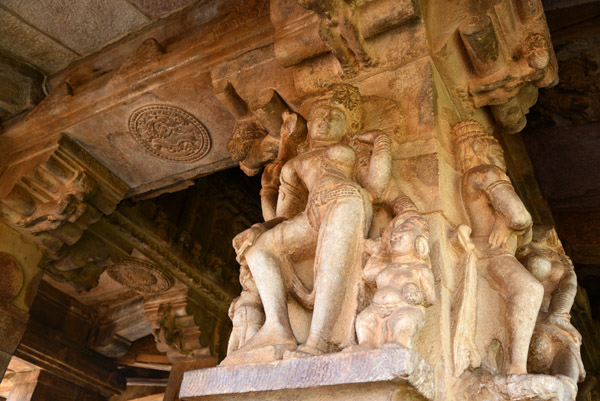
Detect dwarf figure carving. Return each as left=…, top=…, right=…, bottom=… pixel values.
left=452, top=120, right=543, bottom=375
left=518, top=226, right=585, bottom=385
left=355, top=199, right=435, bottom=349
left=298, top=0, right=375, bottom=76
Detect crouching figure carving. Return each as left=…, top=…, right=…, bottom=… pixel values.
left=355, top=199, right=435, bottom=350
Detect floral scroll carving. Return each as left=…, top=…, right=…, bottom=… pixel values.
left=128, top=104, right=211, bottom=162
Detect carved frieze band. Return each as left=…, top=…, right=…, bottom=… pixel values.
left=128, top=104, right=211, bottom=162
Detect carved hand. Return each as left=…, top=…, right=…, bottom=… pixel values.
left=488, top=218, right=512, bottom=249
left=232, top=224, right=267, bottom=262
left=402, top=283, right=424, bottom=305
left=546, top=313, right=581, bottom=342
left=354, top=129, right=386, bottom=144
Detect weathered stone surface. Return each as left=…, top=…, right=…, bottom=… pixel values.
left=2, top=0, right=149, bottom=55
left=0, top=55, right=44, bottom=121
left=0, top=6, right=77, bottom=74
left=180, top=348, right=434, bottom=400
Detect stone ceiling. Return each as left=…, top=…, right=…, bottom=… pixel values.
left=0, top=0, right=200, bottom=74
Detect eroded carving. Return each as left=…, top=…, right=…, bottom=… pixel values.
left=432, top=1, right=558, bottom=134
left=225, top=84, right=388, bottom=364
left=0, top=134, right=128, bottom=257
left=297, top=0, right=376, bottom=77
left=128, top=104, right=211, bottom=162
left=518, top=226, right=585, bottom=385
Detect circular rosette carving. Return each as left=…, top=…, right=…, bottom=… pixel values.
left=0, top=252, right=23, bottom=303
left=107, top=257, right=174, bottom=294
left=128, top=104, right=211, bottom=162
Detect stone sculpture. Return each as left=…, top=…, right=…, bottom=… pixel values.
left=224, top=84, right=397, bottom=364
left=355, top=200, right=435, bottom=350
left=452, top=120, right=543, bottom=375
left=518, top=226, right=585, bottom=385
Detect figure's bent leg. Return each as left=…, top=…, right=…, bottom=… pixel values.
left=305, top=199, right=368, bottom=354
left=386, top=306, right=424, bottom=349
left=552, top=348, right=581, bottom=383
left=237, top=214, right=317, bottom=353
left=356, top=306, right=382, bottom=349
left=486, top=256, right=544, bottom=374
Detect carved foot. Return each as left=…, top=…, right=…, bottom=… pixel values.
left=220, top=342, right=298, bottom=366
left=238, top=322, right=296, bottom=351
left=283, top=344, right=326, bottom=359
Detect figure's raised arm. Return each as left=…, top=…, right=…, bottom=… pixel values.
left=276, top=161, right=306, bottom=220
left=354, top=130, right=392, bottom=203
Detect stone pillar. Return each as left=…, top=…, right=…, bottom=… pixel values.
left=180, top=0, right=582, bottom=400
left=0, top=223, right=44, bottom=380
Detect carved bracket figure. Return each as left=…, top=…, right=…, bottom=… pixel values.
left=0, top=134, right=128, bottom=258
left=452, top=120, right=542, bottom=375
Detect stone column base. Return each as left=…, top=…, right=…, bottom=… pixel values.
left=180, top=347, right=434, bottom=401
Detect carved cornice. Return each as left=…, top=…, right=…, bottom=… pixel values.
left=0, top=134, right=129, bottom=258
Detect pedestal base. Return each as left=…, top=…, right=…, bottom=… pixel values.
left=180, top=347, right=434, bottom=401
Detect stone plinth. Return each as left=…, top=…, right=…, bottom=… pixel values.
left=180, top=348, right=434, bottom=401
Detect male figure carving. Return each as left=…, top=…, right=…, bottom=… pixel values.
left=453, top=120, right=543, bottom=375
left=226, top=84, right=392, bottom=363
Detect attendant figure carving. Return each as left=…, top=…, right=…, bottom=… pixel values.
left=518, top=226, right=585, bottom=385
left=226, top=84, right=393, bottom=364
left=452, top=120, right=543, bottom=375
left=355, top=198, right=435, bottom=350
